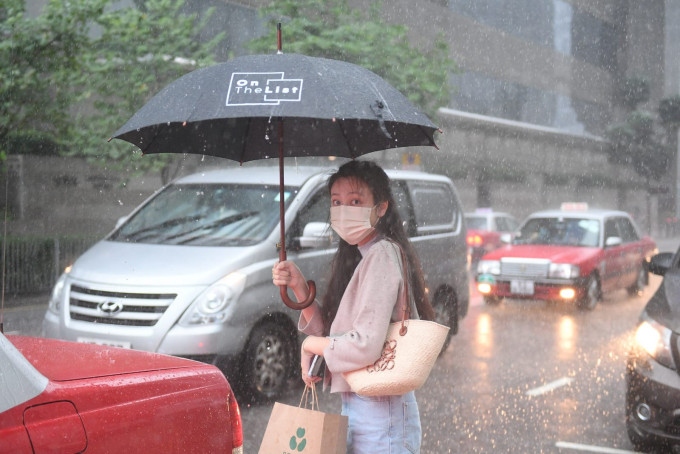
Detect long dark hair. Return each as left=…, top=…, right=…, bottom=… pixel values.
left=320, top=160, right=435, bottom=334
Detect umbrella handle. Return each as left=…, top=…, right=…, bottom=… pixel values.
left=279, top=281, right=316, bottom=310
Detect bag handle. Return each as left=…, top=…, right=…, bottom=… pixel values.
left=389, top=240, right=414, bottom=336
left=299, top=383, right=320, bottom=411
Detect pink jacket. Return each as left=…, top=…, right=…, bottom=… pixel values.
left=298, top=237, right=410, bottom=393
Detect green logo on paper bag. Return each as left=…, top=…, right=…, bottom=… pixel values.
left=289, top=427, right=307, bottom=452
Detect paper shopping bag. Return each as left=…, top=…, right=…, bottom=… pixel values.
left=258, top=401, right=348, bottom=454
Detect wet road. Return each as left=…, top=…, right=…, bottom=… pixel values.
left=237, top=276, right=657, bottom=453
left=5, top=237, right=678, bottom=453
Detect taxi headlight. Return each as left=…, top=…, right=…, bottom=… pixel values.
left=179, top=272, right=246, bottom=326
left=549, top=263, right=580, bottom=279
left=477, top=260, right=500, bottom=275
left=635, top=319, right=674, bottom=369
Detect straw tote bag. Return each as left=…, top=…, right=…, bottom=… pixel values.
left=342, top=242, right=449, bottom=396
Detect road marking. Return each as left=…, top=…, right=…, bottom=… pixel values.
left=526, top=377, right=573, bottom=396
left=555, top=441, right=637, bottom=453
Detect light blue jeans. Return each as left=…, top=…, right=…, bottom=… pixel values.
left=340, top=391, right=421, bottom=454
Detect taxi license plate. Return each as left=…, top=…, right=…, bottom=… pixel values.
left=77, top=337, right=131, bottom=349
left=510, top=280, right=534, bottom=295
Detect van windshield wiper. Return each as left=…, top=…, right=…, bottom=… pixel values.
left=117, top=215, right=202, bottom=242
left=165, top=211, right=260, bottom=244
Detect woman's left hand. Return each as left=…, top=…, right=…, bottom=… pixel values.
left=301, top=340, right=322, bottom=386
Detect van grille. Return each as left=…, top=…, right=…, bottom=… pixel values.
left=500, top=259, right=550, bottom=278
left=68, top=285, right=176, bottom=327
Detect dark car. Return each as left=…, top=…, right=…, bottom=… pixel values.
left=0, top=332, right=244, bottom=453
left=626, top=248, right=680, bottom=451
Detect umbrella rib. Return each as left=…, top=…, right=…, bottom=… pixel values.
left=237, top=118, right=253, bottom=164
left=335, top=119, right=356, bottom=159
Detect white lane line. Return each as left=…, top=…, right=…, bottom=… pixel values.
left=555, top=441, right=638, bottom=453
left=525, top=377, right=573, bottom=396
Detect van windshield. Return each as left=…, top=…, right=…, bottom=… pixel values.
left=109, top=183, right=295, bottom=246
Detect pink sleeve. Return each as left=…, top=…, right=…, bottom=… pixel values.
left=323, top=243, right=403, bottom=373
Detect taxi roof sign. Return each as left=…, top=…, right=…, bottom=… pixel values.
left=561, top=202, right=589, bottom=211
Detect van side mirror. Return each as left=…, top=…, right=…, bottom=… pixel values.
left=500, top=233, right=512, bottom=244
left=298, top=222, right=333, bottom=249
left=605, top=236, right=622, bottom=247
left=648, top=252, right=674, bottom=276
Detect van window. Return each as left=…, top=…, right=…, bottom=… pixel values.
left=110, top=183, right=293, bottom=246
left=408, top=182, right=458, bottom=235
left=390, top=181, right=415, bottom=236
left=290, top=187, right=332, bottom=244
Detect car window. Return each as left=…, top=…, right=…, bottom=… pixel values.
left=604, top=219, right=620, bottom=241
left=409, top=182, right=458, bottom=235
left=290, top=186, right=332, bottom=244
left=390, top=181, right=416, bottom=236
left=616, top=217, right=640, bottom=243
left=465, top=216, right=488, bottom=230
left=515, top=217, right=600, bottom=247
left=495, top=216, right=516, bottom=232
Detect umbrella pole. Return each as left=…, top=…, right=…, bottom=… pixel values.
left=278, top=119, right=316, bottom=310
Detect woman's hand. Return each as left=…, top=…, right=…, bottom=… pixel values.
left=272, top=260, right=309, bottom=301
left=301, top=338, right=322, bottom=386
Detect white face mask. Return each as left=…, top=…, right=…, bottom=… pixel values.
left=330, top=205, right=377, bottom=245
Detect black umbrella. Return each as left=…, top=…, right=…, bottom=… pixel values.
left=112, top=29, right=440, bottom=310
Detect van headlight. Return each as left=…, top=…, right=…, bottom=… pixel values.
left=179, top=272, right=246, bottom=326
left=635, top=319, right=674, bottom=369
left=549, top=263, right=580, bottom=279
left=47, top=273, right=68, bottom=315
left=477, top=260, right=500, bottom=275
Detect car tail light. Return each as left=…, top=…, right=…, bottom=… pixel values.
left=229, top=391, right=244, bottom=453
left=467, top=234, right=483, bottom=246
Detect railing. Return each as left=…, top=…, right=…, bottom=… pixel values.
left=0, top=236, right=99, bottom=295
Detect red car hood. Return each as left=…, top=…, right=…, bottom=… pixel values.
left=9, top=335, right=198, bottom=382
left=481, top=244, right=600, bottom=263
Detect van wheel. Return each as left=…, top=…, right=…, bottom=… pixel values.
left=433, top=290, right=457, bottom=354
left=577, top=275, right=600, bottom=311
left=242, top=321, right=294, bottom=402
left=627, top=266, right=647, bottom=296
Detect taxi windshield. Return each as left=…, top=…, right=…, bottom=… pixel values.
left=514, top=217, right=600, bottom=247
left=109, top=183, right=294, bottom=246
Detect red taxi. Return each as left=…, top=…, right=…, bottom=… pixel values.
left=0, top=332, right=243, bottom=453
left=476, top=205, right=656, bottom=310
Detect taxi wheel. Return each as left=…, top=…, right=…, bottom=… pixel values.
left=627, top=266, right=647, bottom=296
left=484, top=295, right=503, bottom=306
left=577, top=275, right=600, bottom=311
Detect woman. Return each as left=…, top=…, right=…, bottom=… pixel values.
left=272, top=160, right=435, bottom=454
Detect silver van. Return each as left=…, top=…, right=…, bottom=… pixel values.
left=43, top=165, right=468, bottom=400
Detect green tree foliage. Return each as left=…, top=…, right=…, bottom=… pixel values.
left=606, top=76, right=671, bottom=184
left=1, top=0, right=105, bottom=160
left=247, top=0, right=456, bottom=119
left=605, top=110, right=671, bottom=183
left=69, top=0, right=223, bottom=178
left=2, top=0, right=222, bottom=178
left=659, top=95, right=680, bottom=126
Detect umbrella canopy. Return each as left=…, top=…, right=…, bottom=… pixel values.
left=112, top=51, right=440, bottom=310
left=112, top=53, right=438, bottom=160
